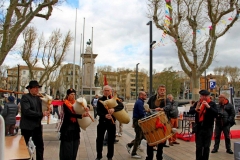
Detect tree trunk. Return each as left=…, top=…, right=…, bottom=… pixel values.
left=191, top=73, right=200, bottom=101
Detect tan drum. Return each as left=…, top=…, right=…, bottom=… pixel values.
left=138, top=111, right=174, bottom=146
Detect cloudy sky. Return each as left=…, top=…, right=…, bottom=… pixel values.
left=3, top=0, right=240, bottom=75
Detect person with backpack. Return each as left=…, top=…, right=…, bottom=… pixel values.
left=91, top=95, right=99, bottom=119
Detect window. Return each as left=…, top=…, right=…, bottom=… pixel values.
left=22, top=71, right=26, bottom=75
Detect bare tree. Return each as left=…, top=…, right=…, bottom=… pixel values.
left=0, top=0, right=61, bottom=66
left=148, top=0, right=240, bottom=100
left=20, top=27, right=73, bottom=85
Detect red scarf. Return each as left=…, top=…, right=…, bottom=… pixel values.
left=64, top=99, right=76, bottom=123
left=199, top=98, right=211, bottom=122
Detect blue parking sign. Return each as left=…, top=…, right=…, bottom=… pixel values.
left=209, top=80, right=216, bottom=89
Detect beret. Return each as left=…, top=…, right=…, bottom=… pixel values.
left=199, top=90, right=210, bottom=96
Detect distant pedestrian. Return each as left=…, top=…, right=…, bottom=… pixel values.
left=52, top=95, right=60, bottom=119
left=91, top=95, right=99, bottom=119
left=2, top=95, right=18, bottom=136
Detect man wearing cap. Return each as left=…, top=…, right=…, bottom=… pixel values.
left=2, top=95, right=18, bottom=136
left=211, top=94, right=235, bottom=154
left=189, top=90, right=218, bottom=160
left=20, top=80, right=50, bottom=160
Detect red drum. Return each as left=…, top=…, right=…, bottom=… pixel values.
left=138, top=111, right=174, bottom=146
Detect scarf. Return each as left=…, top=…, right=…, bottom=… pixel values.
left=199, top=98, right=211, bottom=122
left=64, top=99, right=76, bottom=123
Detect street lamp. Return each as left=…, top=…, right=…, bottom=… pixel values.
left=136, top=63, right=140, bottom=100
left=147, top=20, right=156, bottom=97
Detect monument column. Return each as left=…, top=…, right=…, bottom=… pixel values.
left=82, top=46, right=98, bottom=87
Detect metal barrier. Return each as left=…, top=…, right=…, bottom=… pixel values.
left=0, top=115, right=5, bottom=160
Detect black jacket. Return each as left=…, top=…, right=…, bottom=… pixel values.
left=2, top=102, right=18, bottom=125
left=59, top=103, right=82, bottom=141
left=189, top=100, right=218, bottom=128
left=97, top=96, right=124, bottom=123
left=20, top=93, right=43, bottom=130
left=215, top=101, right=235, bottom=126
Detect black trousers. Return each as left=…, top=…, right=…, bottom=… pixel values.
left=93, top=107, right=97, bottom=118
left=213, top=124, right=231, bottom=150
left=96, top=121, right=116, bottom=159
left=52, top=107, right=60, bottom=119
left=127, top=118, right=144, bottom=155
left=195, top=126, right=213, bottom=160
left=146, top=143, right=164, bottom=160
left=21, top=126, right=44, bottom=160
left=59, top=139, right=80, bottom=160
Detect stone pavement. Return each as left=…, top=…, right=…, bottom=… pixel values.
left=40, top=111, right=239, bottom=160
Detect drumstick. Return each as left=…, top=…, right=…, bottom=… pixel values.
left=104, top=105, right=115, bottom=124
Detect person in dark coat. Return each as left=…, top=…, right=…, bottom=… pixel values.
left=95, top=85, right=124, bottom=160
left=126, top=91, right=147, bottom=159
left=20, top=80, right=50, bottom=160
left=2, top=95, right=18, bottom=136
left=52, top=95, right=60, bottom=119
left=59, top=88, right=89, bottom=160
left=146, top=84, right=172, bottom=160
left=211, top=94, right=235, bottom=154
left=189, top=90, right=218, bottom=160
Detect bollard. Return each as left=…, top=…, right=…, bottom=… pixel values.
left=0, top=115, right=5, bottom=160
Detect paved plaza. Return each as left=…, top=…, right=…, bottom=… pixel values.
left=39, top=111, right=239, bottom=160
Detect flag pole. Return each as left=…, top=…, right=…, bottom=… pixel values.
left=78, top=33, right=82, bottom=96
left=73, top=8, right=77, bottom=89
left=90, top=27, right=93, bottom=102
left=81, top=18, right=85, bottom=96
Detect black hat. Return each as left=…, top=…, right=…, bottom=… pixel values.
left=67, top=88, right=76, bottom=95
left=8, top=95, right=15, bottom=102
left=199, top=90, right=210, bottom=96
left=26, top=80, right=42, bottom=89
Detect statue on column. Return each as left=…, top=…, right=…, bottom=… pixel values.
left=94, top=73, right=99, bottom=87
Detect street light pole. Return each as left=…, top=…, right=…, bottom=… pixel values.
left=136, top=63, right=140, bottom=100
left=147, top=20, right=156, bottom=97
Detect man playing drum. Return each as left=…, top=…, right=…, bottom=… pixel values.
left=146, top=84, right=172, bottom=160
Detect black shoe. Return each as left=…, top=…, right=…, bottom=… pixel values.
left=226, top=149, right=233, bottom=154
left=163, top=144, right=169, bottom=147
left=114, top=139, right=119, bottom=143
left=95, top=158, right=101, bottom=160
left=108, top=159, right=112, bottom=160
left=211, top=149, right=218, bottom=153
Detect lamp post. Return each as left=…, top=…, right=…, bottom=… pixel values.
left=136, top=63, right=140, bottom=100
left=147, top=20, right=156, bottom=97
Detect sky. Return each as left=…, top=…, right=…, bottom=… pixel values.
left=3, top=0, right=240, bottom=75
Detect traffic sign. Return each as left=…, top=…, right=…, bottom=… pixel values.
left=209, top=79, right=216, bottom=89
